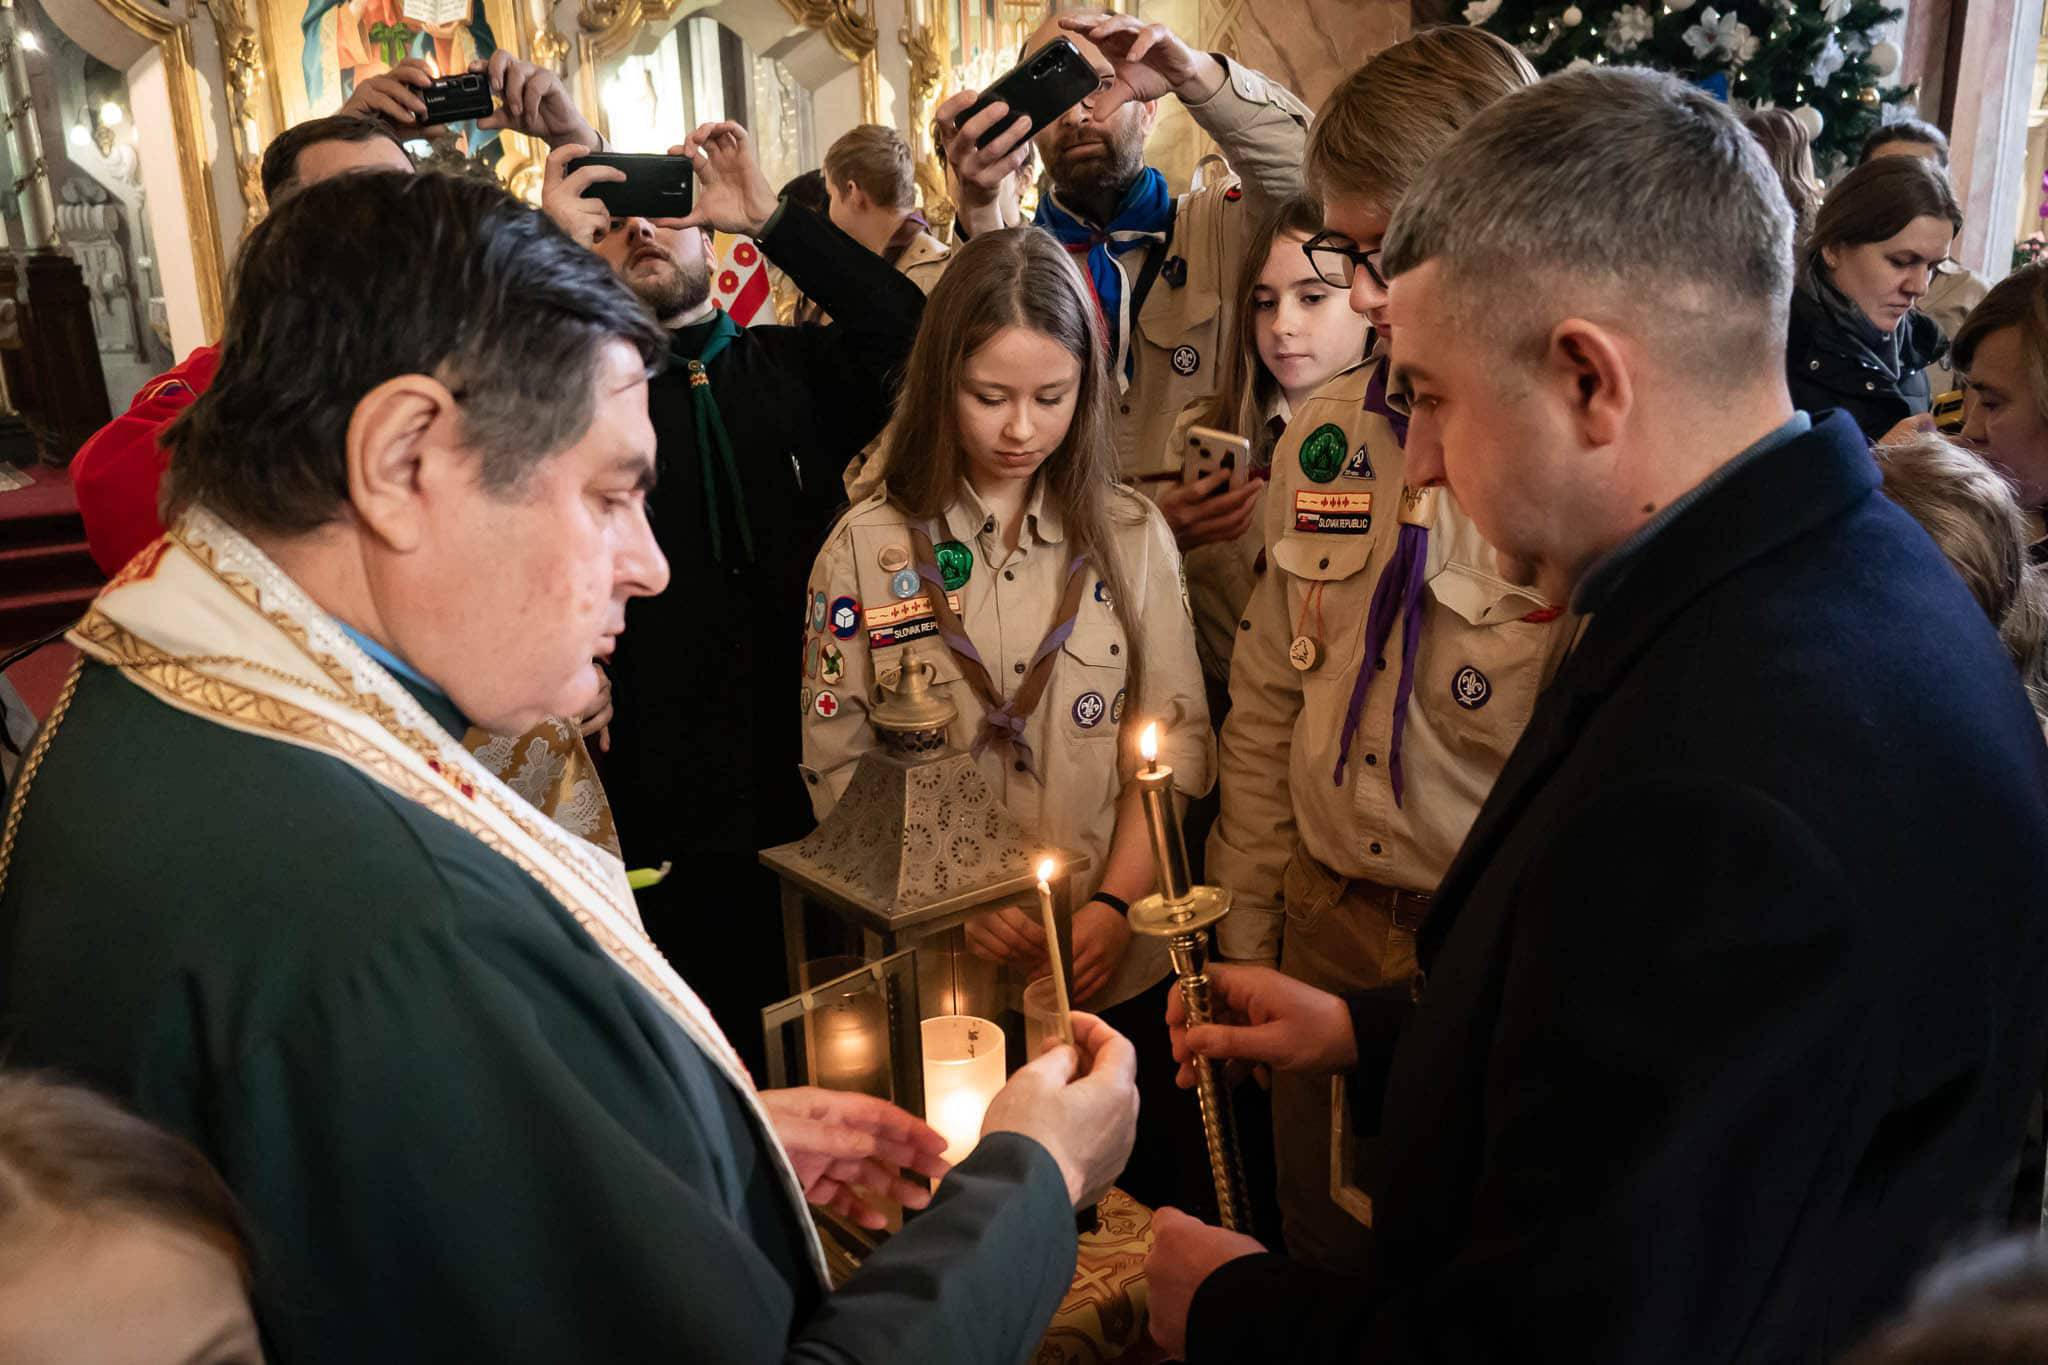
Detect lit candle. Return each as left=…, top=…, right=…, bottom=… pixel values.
left=1035, top=859, right=1076, bottom=1047
left=813, top=998, right=886, bottom=1096
left=921, top=1014, right=1006, bottom=1165
left=1134, top=720, right=1193, bottom=903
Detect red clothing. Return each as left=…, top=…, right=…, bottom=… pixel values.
left=71, top=345, right=221, bottom=576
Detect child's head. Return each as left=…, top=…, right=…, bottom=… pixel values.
left=884, top=227, right=1114, bottom=510
left=0, top=1074, right=262, bottom=1365
left=1304, top=27, right=1535, bottom=333
left=1204, top=195, right=1370, bottom=437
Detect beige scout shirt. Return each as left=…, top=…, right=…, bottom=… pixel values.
left=1205, top=361, right=1575, bottom=964
left=801, top=479, right=1214, bottom=1008
left=1114, top=61, right=1311, bottom=480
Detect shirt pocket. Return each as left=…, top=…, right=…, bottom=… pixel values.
left=1416, top=561, right=1555, bottom=762
left=1271, top=525, right=1380, bottom=691
left=1133, top=290, right=1223, bottom=477
left=1055, top=610, right=1131, bottom=745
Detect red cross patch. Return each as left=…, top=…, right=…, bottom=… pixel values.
left=813, top=690, right=840, bottom=718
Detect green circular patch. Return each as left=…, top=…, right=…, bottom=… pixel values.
left=1298, top=423, right=1349, bottom=484
left=935, top=540, right=974, bottom=591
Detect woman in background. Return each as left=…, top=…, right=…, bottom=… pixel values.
left=1742, top=106, right=1820, bottom=242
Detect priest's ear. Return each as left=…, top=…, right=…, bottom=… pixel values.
left=344, top=374, right=469, bottom=554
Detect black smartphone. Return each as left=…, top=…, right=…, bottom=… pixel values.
left=959, top=38, right=1100, bottom=149
left=418, top=72, right=495, bottom=127
left=565, top=153, right=695, bottom=220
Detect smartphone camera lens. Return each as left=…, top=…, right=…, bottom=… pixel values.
left=1030, top=54, right=1054, bottom=77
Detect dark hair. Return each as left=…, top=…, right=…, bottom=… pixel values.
left=0, top=1073, right=255, bottom=1288
left=1953, top=263, right=2048, bottom=412
left=165, top=171, right=668, bottom=537
left=1805, top=155, right=1962, bottom=289
left=878, top=229, right=1150, bottom=707
left=259, top=113, right=409, bottom=202
left=780, top=169, right=830, bottom=218
left=1859, top=115, right=1950, bottom=169
left=1742, top=107, right=1820, bottom=242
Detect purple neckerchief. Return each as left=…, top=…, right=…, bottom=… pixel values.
left=1334, top=358, right=1427, bottom=805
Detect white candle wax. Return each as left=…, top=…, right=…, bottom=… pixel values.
left=921, top=1014, right=1006, bottom=1166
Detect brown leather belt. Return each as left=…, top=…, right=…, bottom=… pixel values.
left=1302, top=848, right=1434, bottom=931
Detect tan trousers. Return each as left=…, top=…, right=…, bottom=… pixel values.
left=1271, top=845, right=1429, bottom=1270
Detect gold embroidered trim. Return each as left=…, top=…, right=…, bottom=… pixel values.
left=0, top=659, right=83, bottom=904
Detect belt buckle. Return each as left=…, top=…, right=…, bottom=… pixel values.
left=1390, top=891, right=1431, bottom=933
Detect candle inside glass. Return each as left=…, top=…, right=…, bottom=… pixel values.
left=921, top=1014, right=1007, bottom=1165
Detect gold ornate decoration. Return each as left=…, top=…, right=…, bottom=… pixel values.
left=90, top=0, right=226, bottom=339
left=777, top=0, right=877, bottom=65
left=900, top=0, right=947, bottom=228
left=204, top=0, right=272, bottom=225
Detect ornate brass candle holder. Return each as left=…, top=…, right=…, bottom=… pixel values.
left=1129, top=723, right=1251, bottom=1234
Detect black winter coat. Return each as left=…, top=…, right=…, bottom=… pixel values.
left=1787, top=285, right=1947, bottom=441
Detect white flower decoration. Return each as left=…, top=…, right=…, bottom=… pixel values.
left=1682, top=6, right=1758, bottom=65
left=1810, top=33, right=1846, bottom=86
left=1606, top=4, right=1655, bottom=52
left=1462, top=0, right=1502, bottom=22
left=1822, top=0, right=1851, bottom=20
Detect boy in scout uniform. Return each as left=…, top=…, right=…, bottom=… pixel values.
left=1203, top=28, right=1569, bottom=1270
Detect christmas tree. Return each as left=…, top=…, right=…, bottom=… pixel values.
left=1463, top=1, right=1911, bottom=170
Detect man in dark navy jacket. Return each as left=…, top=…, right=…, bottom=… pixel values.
left=1146, top=68, right=2048, bottom=1363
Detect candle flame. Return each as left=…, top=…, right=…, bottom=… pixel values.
left=1139, top=722, right=1159, bottom=763
left=1035, top=856, right=1056, bottom=888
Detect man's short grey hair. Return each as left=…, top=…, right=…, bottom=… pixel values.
left=1383, top=67, right=1794, bottom=386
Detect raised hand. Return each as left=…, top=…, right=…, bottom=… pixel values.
left=934, top=88, right=1035, bottom=234
left=472, top=52, right=600, bottom=150
left=540, top=143, right=624, bottom=247
left=339, top=57, right=435, bottom=126
left=1058, top=13, right=1225, bottom=116
left=673, top=122, right=779, bottom=239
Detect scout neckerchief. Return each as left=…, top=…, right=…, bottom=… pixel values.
left=1035, top=167, right=1174, bottom=390
left=908, top=521, right=1090, bottom=780
left=5, top=508, right=826, bottom=1283
left=684, top=309, right=755, bottom=564
left=1334, top=357, right=1431, bottom=806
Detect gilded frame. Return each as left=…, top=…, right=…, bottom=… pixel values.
left=92, top=0, right=227, bottom=339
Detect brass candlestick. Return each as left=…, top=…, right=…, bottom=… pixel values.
left=1129, top=724, right=1251, bottom=1234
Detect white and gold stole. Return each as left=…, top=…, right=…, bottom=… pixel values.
left=9, top=506, right=827, bottom=1281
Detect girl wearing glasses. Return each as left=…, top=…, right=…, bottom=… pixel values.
left=1203, top=26, right=1575, bottom=1272
left=1169, top=194, right=1372, bottom=712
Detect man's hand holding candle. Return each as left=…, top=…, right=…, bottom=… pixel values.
left=980, top=1012, right=1139, bottom=1209
left=1165, top=962, right=1357, bottom=1089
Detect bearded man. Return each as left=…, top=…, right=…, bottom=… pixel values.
left=540, top=122, right=928, bottom=1067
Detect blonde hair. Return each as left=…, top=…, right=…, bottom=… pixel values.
left=1193, top=193, right=1344, bottom=441
left=879, top=229, right=1150, bottom=704
left=824, top=124, right=916, bottom=212
left=1304, top=26, right=1536, bottom=210
left=1742, top=107, right=1820, bottom=243
left=1876, top=433, right=2048, bottom=718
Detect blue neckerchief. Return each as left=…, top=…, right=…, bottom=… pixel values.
left=1034, top=167, right=1173, bottom=388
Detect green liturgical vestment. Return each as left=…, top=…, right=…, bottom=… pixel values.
left=0, top=511, right=1076, bottom=1363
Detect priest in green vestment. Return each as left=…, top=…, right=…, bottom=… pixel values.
left=0, top=170, right=1139, bottom=1362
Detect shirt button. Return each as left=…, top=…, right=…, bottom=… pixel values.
left=1318, top=556, right=1330, bottom=569
left=1120, top=403, right=1132, bottom=415
left=1369, top=842, right=1383, bottom=855
left=1239, top=619, right=1251, bottom=632
left=983, top=518, right=995, bottom=533
left=1014, top=760, right=1027, bottom=773
left=1864, top=381, right=1876, bottom=391
left=1109, top=643, right=1120, bottom=655
left=1375, top=657, right=1387, bottom=672
left=1809, top=359, right=1821, bottom=371
left=1013, top=661, right=1026, bottom=675
left=1364, top=753, right=1377, bottom=766
left=1004, top=569, right=1015, bottom=581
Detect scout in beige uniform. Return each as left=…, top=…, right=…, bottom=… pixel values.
left=938, top=13, right=1311, bottom=480
left=1206, top=357, right=1574, bottom=1264
left=803, top=479, right=1209, bottom=1009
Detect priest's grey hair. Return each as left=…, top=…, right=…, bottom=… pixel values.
left=1382, top=66, right=1795, bottom=386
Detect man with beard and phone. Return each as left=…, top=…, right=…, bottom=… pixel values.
left=542, top=123, right=927, bottom=1069
left=937, top=12, right=1309, bottom=559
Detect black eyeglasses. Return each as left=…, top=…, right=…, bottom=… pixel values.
left=1303, top=231, right=1385, bottom=291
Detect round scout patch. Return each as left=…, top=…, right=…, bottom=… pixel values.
left=1289, top=635, right=1322, bottom=672
left=890, top=568, right=921, bottom=600
left=1072, top=691, right=1107, bottom=729
left=813, top=689, right=842, bottom=718
left=821, top=642, right=845, bottom=684
left=878, top=544, right=911, bottom=573
left=1111, top=688, right=1126, bottom=724
left=1452, top=665, right=1492, bottom=710
left=1171, top=345, right=1200, bottom=377
left=1094, top=580, right=1112, bottom=605
left=1298, top=423, right=1349, bottom=484
left=934, top=540, right=974, bottom=591
left=829, top=597, right=861, bottom=639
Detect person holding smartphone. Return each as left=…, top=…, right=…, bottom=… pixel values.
left=935, top=12, right=1309, bottom=559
